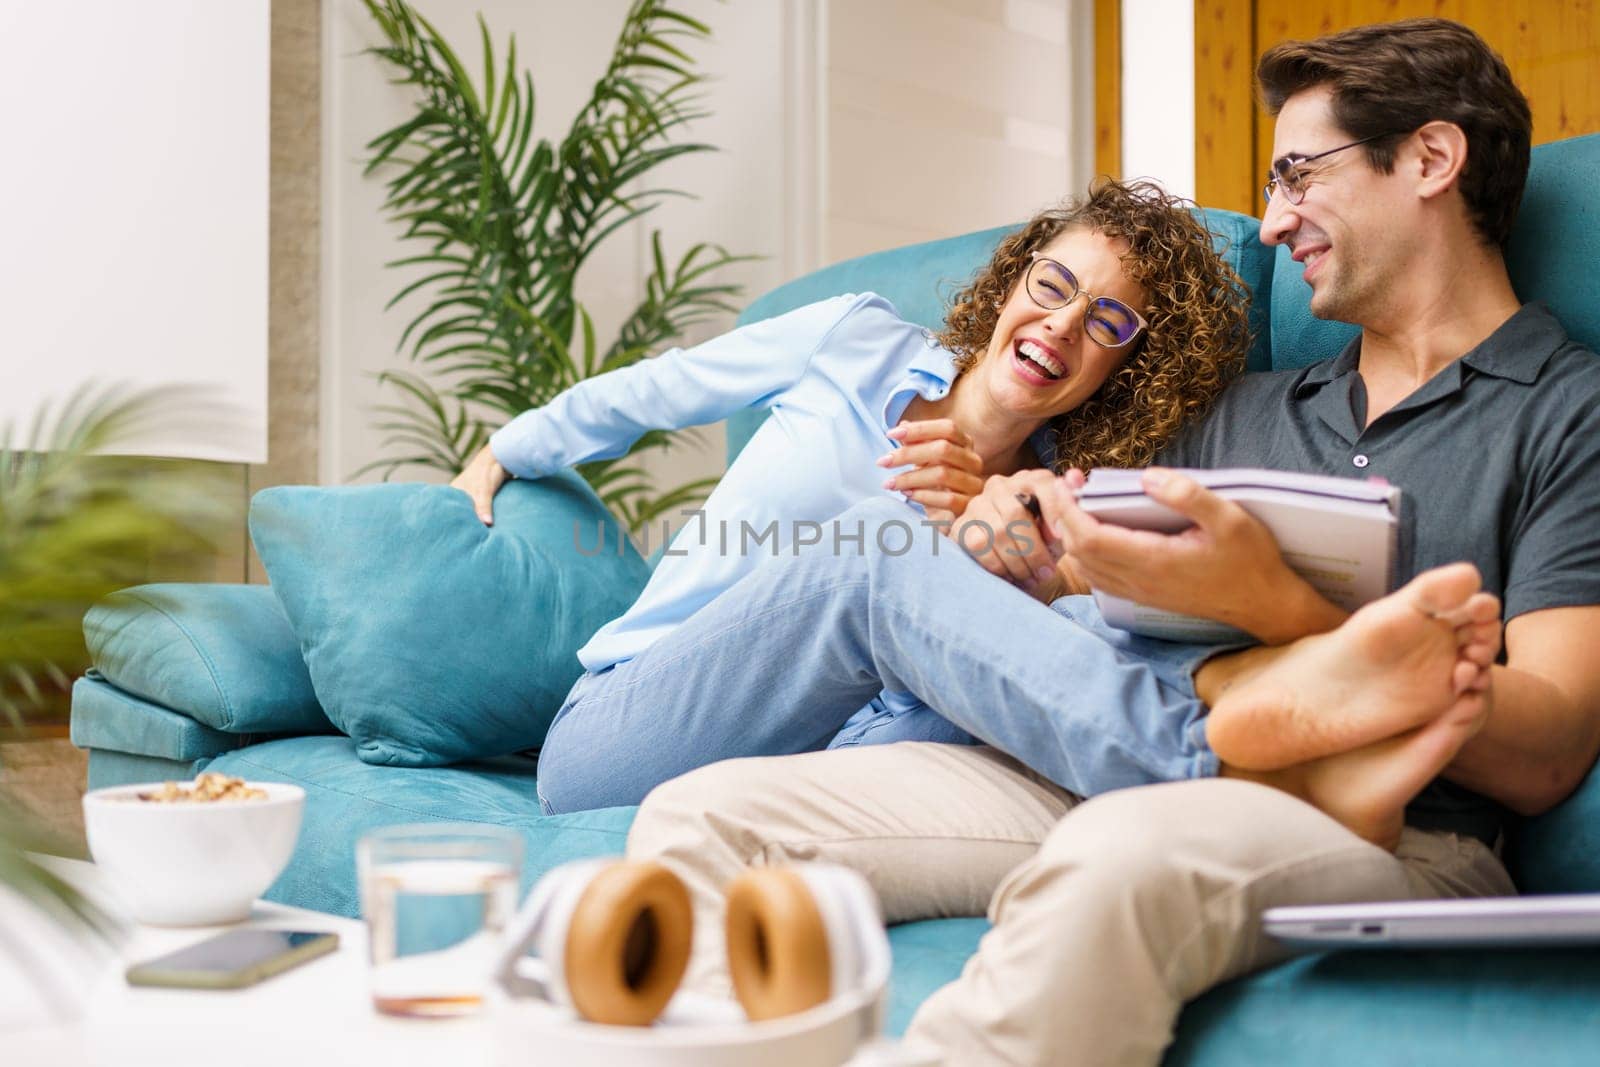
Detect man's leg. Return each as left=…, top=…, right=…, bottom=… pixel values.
left=625, top=742, right=1077, bottom=995
left=539, top=497, right=1213, bottom=813
left=905, top=779, right=1514, bottom=1066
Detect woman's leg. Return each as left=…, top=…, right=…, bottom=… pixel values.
left=536, top=497, right=1217, bottom=813
left=826, top=691, right=980, bottom=750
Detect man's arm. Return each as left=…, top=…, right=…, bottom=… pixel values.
left=1043, top=470, right=1349, bottom=645
left=1443, top=605, right=1600, bottom=815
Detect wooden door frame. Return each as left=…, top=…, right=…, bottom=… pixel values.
left=1096, top=1, right=1258, bottom=211
left=1093, top=0, right=1121, bottom=178
left=1194, top=1, right=1258, bottom=216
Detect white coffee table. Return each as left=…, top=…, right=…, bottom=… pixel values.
left=2, top=860, right=920, bottom=1067
left=1, top=858, right=491, bottom=1067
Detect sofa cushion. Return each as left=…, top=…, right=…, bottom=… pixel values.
left=1505, top=133, right=1600, bottom=352
left=202, top=734, right=635, bottom=917
left=199, top=732, right=993, bottom=1039
left=249, top=473, right=649, bottom=767
left=70, top=672, right=257, bottom=763
left=1507, top=760, right=1600, bottom=894
left=197, top=731, right=1600, bottom=1057
left=83, top=583, right=327, bottom=735
left=1266, top=245, right=1362, bottom=372
left=1168, top=947, right=1600, bottom=1066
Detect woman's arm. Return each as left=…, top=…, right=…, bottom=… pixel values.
left=489, top=296, right=859, bottom=478
left=459, top=295, right=863, bottom=523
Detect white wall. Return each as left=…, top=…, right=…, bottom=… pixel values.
left=321, top=0, right=792, bottom=488
left=0, top=1, right=269, bottom=463
left=1120, top=0, right=1196, bottom=198
left=320, top=0, right=1102, bottom=493
left=823, top=0, right=1092, bottom=261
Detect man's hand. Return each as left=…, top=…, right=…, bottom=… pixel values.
left=1052, top=467, right=1347, bottom=644
left=880, top=419, right=985, bottom=527
left=954, top=470, right=1083, bottom=602
left=451, top=444, right=510, bottom=525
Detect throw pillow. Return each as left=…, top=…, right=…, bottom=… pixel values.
left=249, top=473, right=649, bottom=766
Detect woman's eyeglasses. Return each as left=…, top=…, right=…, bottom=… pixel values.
left=1024, top=254, right=1148, bottom=349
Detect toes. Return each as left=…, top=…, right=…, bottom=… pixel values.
left=1431, top=594, right=1500, bottom=629
left=1465, top=592, right=1502, bottom=622
left=1451, top=658, right=1481, bottom=695
left=1405, top=562, right=1483, bottom=618
left=1458, top=621, right=1502, bottom=667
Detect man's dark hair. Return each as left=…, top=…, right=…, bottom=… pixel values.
left=1256, top=18, right=1532, bottom=247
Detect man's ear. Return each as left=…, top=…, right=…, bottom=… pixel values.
left=1411, top=121, right=1469, bottom=201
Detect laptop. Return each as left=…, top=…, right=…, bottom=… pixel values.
left=1262, top=894, right=1600, bottom=949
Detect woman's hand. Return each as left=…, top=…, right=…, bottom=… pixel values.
left=955, top=470, right=1087, bottom=604
left=879, top=419, right=985, bottom=527
left=451, top=444, right=510, bottom=525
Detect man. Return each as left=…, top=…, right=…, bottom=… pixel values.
left=625, top=18, right=1600, bottom=1064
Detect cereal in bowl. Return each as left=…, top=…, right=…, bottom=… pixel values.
left=136, top=772, right=268, bottom=803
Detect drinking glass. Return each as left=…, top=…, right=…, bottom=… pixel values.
left=357, top=823, right=523, bottom=1017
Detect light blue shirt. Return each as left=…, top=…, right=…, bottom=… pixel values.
left=489, top=293, right=960, bottom=673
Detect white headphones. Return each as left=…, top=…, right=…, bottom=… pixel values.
left=493, top=859, right=891, bottom=1029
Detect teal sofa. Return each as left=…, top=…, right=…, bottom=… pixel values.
left=73, top=136, right=1600, bottom=1061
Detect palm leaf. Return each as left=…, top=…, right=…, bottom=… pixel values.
left=0, top=385, right=236, bottom=729
left=359, top=0, right=751, bottom=531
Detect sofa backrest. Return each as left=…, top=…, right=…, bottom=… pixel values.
left=732, top=135, right=1600, bottom=461
left=728, top=207, right=1275, bottom=463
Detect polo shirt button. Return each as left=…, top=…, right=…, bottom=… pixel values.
left=1352, top=454, right=1370, bottom=469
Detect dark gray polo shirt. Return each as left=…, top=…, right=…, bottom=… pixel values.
left=1159, top=302, right=1600, bottom=843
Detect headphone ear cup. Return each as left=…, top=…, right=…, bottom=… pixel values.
left=563, top=860, right=693, bottom=1027
left=725, top=867, right=833, bottom=1021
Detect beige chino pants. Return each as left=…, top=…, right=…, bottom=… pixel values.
left=626, top=742, right=1513, bottom=1066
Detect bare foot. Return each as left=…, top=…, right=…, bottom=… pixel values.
left=1229, top=688, right=1489, bottom=849
left=1206, top=563, right=1501, bottom=771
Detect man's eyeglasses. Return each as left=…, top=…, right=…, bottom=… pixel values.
left=1262, top=132, right=1395, bottom=206
left=1024, top=254, right=1148, bottom=349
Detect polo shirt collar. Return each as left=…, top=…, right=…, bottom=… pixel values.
left=1459, top=302, right=1567, bottom=384
left=1291, top=301, right=1565, bottom=397
left=1294, top=338, right=1362, bottom=397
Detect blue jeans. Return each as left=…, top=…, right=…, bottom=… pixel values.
left=827, top=690, right=981, bottom=749
left=536, top=497, right=1228, bottom=814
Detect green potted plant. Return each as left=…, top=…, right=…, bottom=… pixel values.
left=360, top=0, right=754, bottom=530
left=1, top=387, right=233, bottom=997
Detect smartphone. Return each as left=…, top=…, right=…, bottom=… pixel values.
left=125, top=929, right=339, bottom=990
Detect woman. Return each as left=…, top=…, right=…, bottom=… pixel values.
left=453, top=180, right=1251, bottom=812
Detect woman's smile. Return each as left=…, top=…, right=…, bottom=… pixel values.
left=1011, top=337, right=1071, bottom=385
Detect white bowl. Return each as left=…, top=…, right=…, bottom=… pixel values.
left=82, top=781, right=305, bottom=926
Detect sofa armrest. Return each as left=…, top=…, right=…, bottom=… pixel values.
left=84, top=583, right=330, bottom=737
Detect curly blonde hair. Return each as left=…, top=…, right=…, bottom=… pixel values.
left=935, top=179, right=1251, bottom=472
